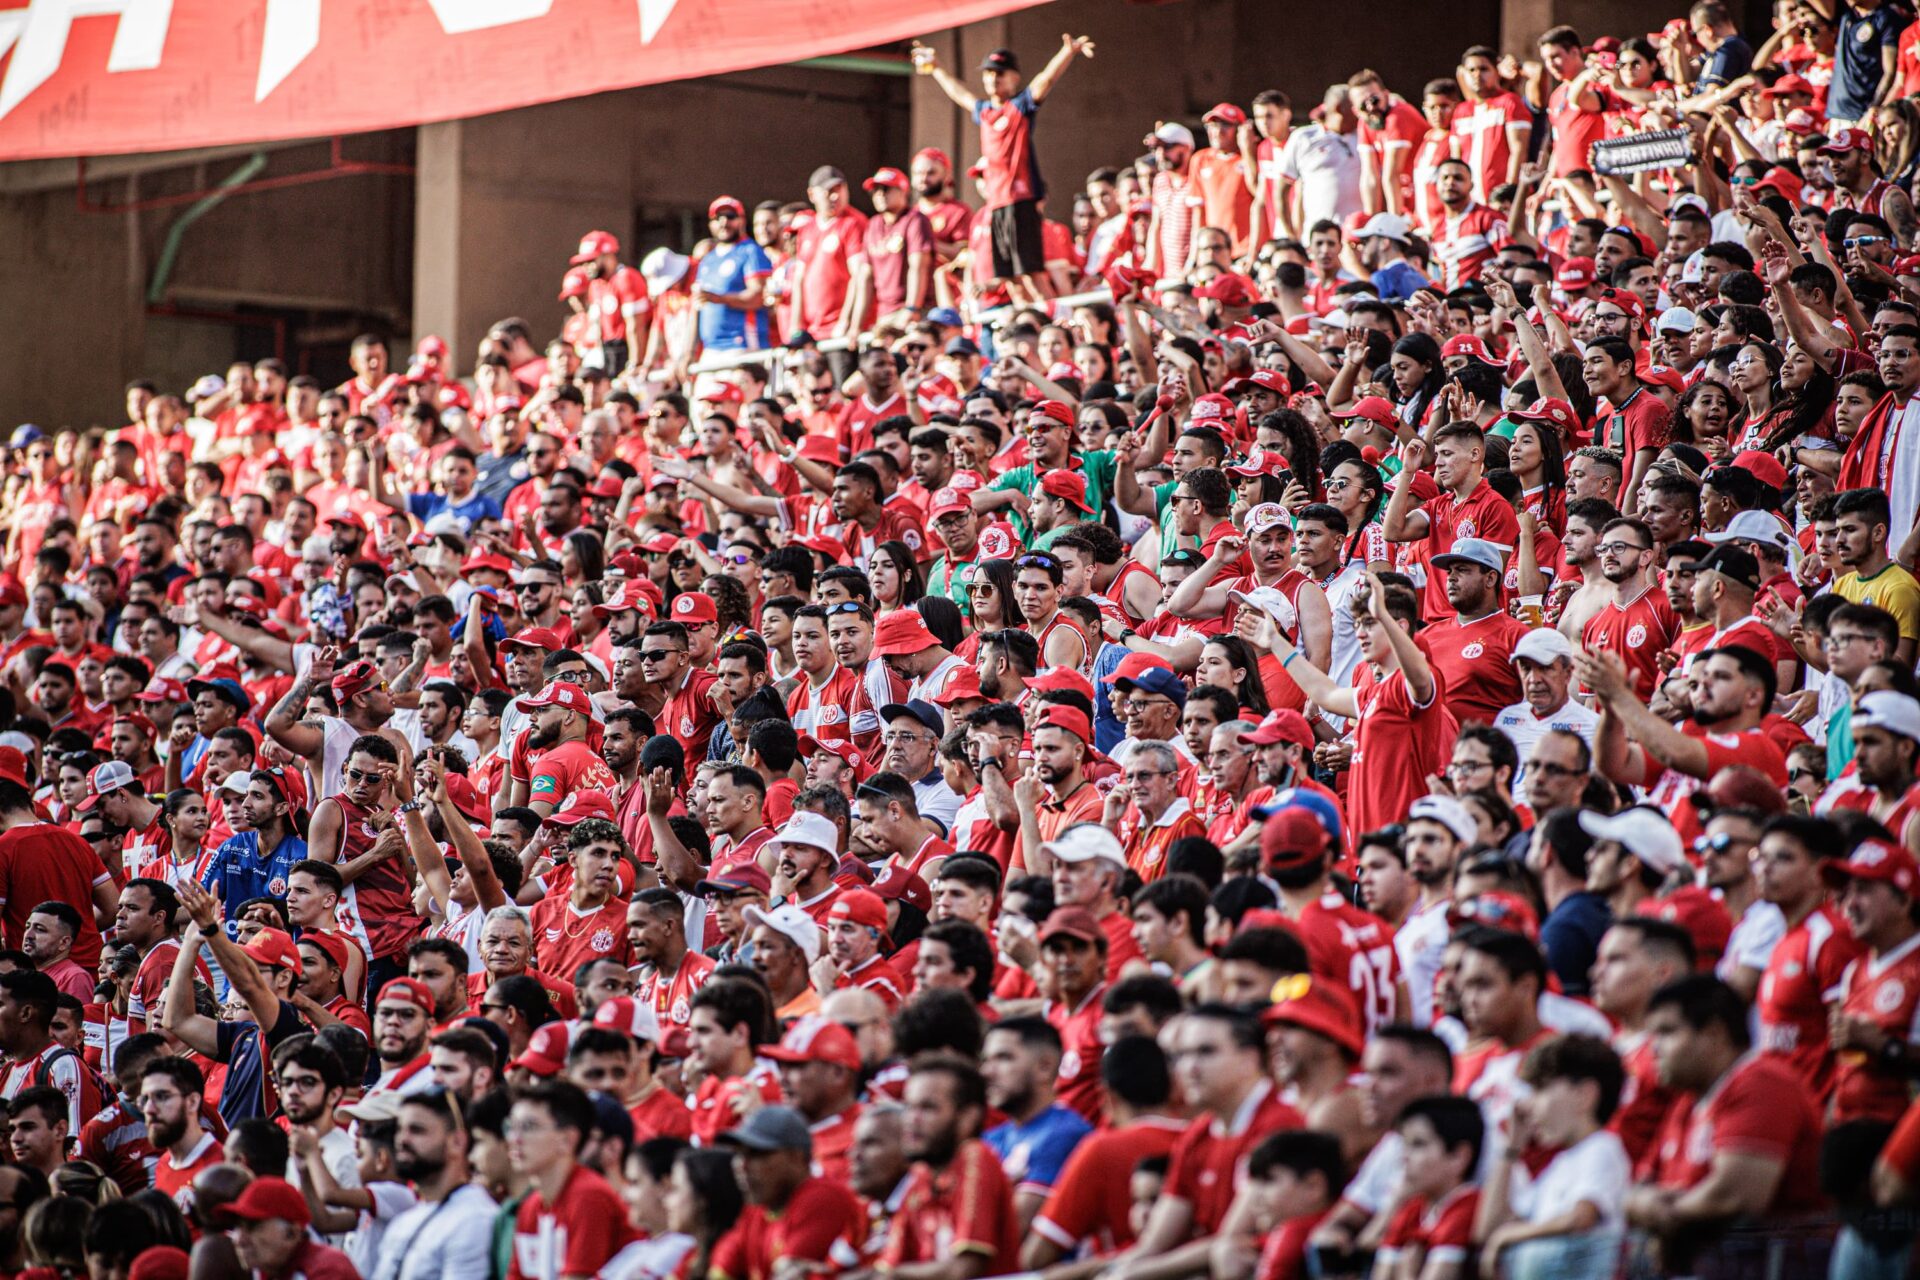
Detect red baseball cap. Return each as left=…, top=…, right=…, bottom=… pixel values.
left=544, top=788, right=616, bottom=827
left=571, top=229, right=619, bottom=264
left=1260, top=974, right=1364, bottom=1058
left=708, top=195, right=746, bottom=218
left=1441, top=334, right=1496, bottom=363
left=928, top=487, right=972, bottom=521
left=330, top=660, right=380, bottom=704
left=242, top=927, right=303, bottom=976
left=829, top=888, right=890, bottom=932
left=0, top=577, right=25, bottom=609
left=872, top=862, right=933, bottom=912
left=1030, top=399, right=1074, bottom=426
left=501, top=627, right=566, bottom=652
left=931, top=667, right=985, bottom=707
left=377, top=976, right=435, bottom=1017
left=138, top=677, right=189, bottom=706
left=523, top=681, right=595, bottom=718
left=1034, top=705, right=1092, bottom=743
left=761, top=1014, right=863, bottom=1071
left=1555, top=256, right=1597, bottom=290
left=0, top=748, right=27, bottom=791
left=1030, top=666, right=1096, bottom=702
left=460, top=552, right=516, bottom=577
left=225, top=1177, right=311, bottom=1228
left=1823, top=839, right=1920, bottom=895
left=1762, top=73, right=1815, bottom=98
left=1039, top=471, right=1091, bottom=512
left=1226, top=368, right=1292, bottom=397
left=299, top=929, right=353, bottom=976
left=1203, top=102, right=1248, bottom=125
left=1639, top=362, right=1687, bottom=394
left=863, top=167, right=909, bottom=191
left=872, top=610, right=938, bottom=657
left=1342, top=396, right=1399, bottom=431
left=698, top=382, right=744, bottom=405
left=1226, top=447, right=1291, bottom=479
left=1636, top=887, right=1733, bottom=966
left=1038, top=906, right=1106, bottom=947
left=1244, top=709, right=1314, bottom=749
left=1260, top=807, right=1330, bottom=868
left=796, top=733, right=864, bottom=770
left=593, top=995, right=661, bottom=1044
left=1510, top=397, right=1579, bottom=435
left=670, top=593, right=717, bottom=625
left=1822, top=126, right=1874, bottom=154
left=1729, top=449, right=1789, bottom=492
left=510, top=1021, right=571, bottom=1077
left=1102, top=652, right=1175, bottom=685
left=1447, top=891, right=1541, bottom=944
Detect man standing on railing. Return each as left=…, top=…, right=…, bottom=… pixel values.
left=912, top=34, right=1096, bottom=305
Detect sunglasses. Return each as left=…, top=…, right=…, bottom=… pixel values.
left=639, top=649, right=685, bottom=662
left=824, top=602, right=866, bottom=616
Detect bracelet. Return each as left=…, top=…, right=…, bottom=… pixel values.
left=1282, top=650, right=1302, bottom=669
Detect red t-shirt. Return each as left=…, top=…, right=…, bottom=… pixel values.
left=861, top=210, right=936, bottom=315
left=628, top=1084, right=695, bottom=1144
left=1599, top=387, right=1673, bottom=474
left=1356, top=99, right=1428, bottom=215
left=587, top=266, right=650, bottom=344
left=1347, top=663, right=1457, bottom=853
left=1830, top=934, right=1920, bottom=1123
left=711, top=1176, right=865, bottom=1280
left=153, top=1132, right=224, bottom=1216
left=1044, top=982, right=1109, bottom=1125
left=1648, top=1053, right=1826, bottom=1214
left=1165, top=1081, right=1304, bottom=1235
left=1033, top=1115, right=1189, bottom=1256
left=1582, top=586, right=1681, bottom=703
left=1417, top=481, right=1519, bottom=621
left=659, top=670, right=723, bottom=768
left=883, top=1139, right=1023, bottom=1274
left=689, top=1064, right=783, bottom=1147
left=1546, top=81, right=1609, bottom=176
left=1757, top=903, right=1863, bottom=1104
left=0, top=824, right=108, bottom=970
left=1292, top=896, right=1404, bottom=1035
left=530, top=894, right=634, bottom=981
left=1379, top=1185, right=1480, bottom=1269
left=1449, top=92, right=1529, bottom=202
left=528, top=741, right=620, bottom=809
left=508, top=1163, right=636, bottom=1280
left=974, top=91, right=1042, bottom=209
left=1421, top=610, right=1530, bottom=726
left=639, top=950, right=716, bottom=1029
left=794, top=209, right=870, bottom=334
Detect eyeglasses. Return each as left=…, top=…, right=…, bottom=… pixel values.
left=1446, top=760, right=1494, bottom=776
left=1788, top=766, right=1823, bottom=784
left=1595, top=540, right=1649, bottom=555
left=1825, top=631, right=1874, bottom=647
left=1170, top=492, right=1201, bottom=504
left=881, top=730, right=932, bottom=745
left=1692, top=833, right=1748, bottom=854
left=503, top=1118, right=556, bottom=1138
left=1845, top=236, right=1890, bottom=248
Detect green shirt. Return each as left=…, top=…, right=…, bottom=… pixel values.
left=927, top=554, right=974, bottom=608
left=990, top=450, right=1119, bottom=540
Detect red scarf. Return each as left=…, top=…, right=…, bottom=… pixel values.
left=1837, top=391, right=1901, bottom=492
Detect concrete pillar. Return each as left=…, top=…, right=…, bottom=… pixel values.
left=1500, top=0, right=1686, bottom=55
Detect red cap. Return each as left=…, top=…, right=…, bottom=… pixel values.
left=460, top=552, right=516, bottom=577
left=113, top=712, right=158, bottom=740
left=0, top=748, right=27, bottom=791
left=1822, top=126, right=1874, bottom=154
left=762, top=1014, right=863, bottom=1071
left=796, top=734, right=863, bottom=771
left=1762, top=73, right=1814, bottom=97
left=929, top=486, right=972, bottom=521
left=593, top=995, right=662, bottom=1044
left=1510, top=397, right=1579, bottom=435
left=225, top=1177, right=311, bottom=1227
left=1226, top=369, right=1292, bottom=397
left=1343, top=396, right=1398, bottom=431
left=708, top=195, right=746, bottom=218
left=128, top=1248, right=191, bottom=1280
left=1639, top=362, right=1687, bottom=394
left=592, top=583, right=646, bottom=619
left=523, top=681, right=595, bottom=717
left=670, top=593, right=717, bottom=625
left=1728, top=449, right=1789, bottom=492
left=1038, top=470, right=1092, bottom=513
left=1030, top=666, right=1096, bottom=701
left=1260, top=974, right=1364, bottom=1058
left=501, top=627, right=566, bottom=652
left=1194, top=274, right=1258, bottom=307
left=829, top=888, right=889, bottom=932
left=300, top=929, right=352, bottom=976
left=1636, top=887, right=1733, bottom=966
left=698, top=382, right=744, bottom=405
left=329, top=660, right=379, bottom=705
left=1203, top=102, right=1248, bottom=125
left=1030, top=399, right=1074, bottom=426
left=0, top=577, right=25, bottom=609
left=1441, top=334, right=1496, bottom=363
left=442, top=772, right=492, bottom=827
left=570, top=229, right=619, bottom=264
left=913, top=146, right=952, bottom=169
left=1260, top=807, right=1331, bottom=869
left=872, top=610, right=937, bottom=657
left=1226, top=447, right=1291, bottom=479
left=872, top=862, right=933, bottom=911
left=546, top=789, right=618, bottom=827
left=1035, top=705, right=1092, bottom=743
left=1447, top=891, right=1541, bottom=944
left=1823, top=839, right=1920, bottom=895
left=863, top=167, right=909, bottom=191
left=796, top=435, right=842, bottom=465
left=1555, top=256, right=1597, bottom=290
left=586, top=475, right=625, bottom=500
left=931, top=667, right=984, bottom=707
left=1038, top=906, right=1106, bottom=947
left=377, top=976, right=435, bottom=1016
left=510, top=1021, right=571, bottom=1077
left=1103, top=651, right=1175, bottom=685
left=1244, top=709, right=1314, bottom=749
left=559, top=268, right=591, bottom=302
left=242, top=927, right=302, bottom=975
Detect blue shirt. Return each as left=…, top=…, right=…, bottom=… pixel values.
left=1540, top=891, right=1612, bottom=997
left=696, top=240, right=775, bottom=351
left=1371, top=260, right=1431, bottom=303
left=1833, top=5, right=1900, bottom=121
left=1698, top=35, right=1753, bottom=88
left=475, top=449, right=527, bottom=506
left=202, top=830, right=309, bottom=913
left=984, top=1104, right=1092, bottom=1195
left=407, top=489, right=502, bottom=532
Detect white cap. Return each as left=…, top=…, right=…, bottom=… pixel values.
left=1041, top=822, right=1126, bottom=867
left=1358, top=212, right=1412, bottom=244
left=1511, top=628, right=1575, bottom=666
left=741, top=903, right=822, bottom=963
left=1669, top=193, right=1710, bottom=217
left=768, top=811, right=841, bottom=858
left=187, top=374, right=226, bottom=401
left=1857, top=691, right=1920, bottom=743
left=1706, top=509, right=1800, bottom=565
left=219, top=770, right=253, bottom=797
left=1679, top=251, right=1706, bottom=285
left=1228, top=584, right=1299, bottom=634
left=1407, top=795, right=1477, bottom=847
left=641, top=247, right=692, bottom=292
left=1149, top=121, right=1196, bottom=148
left=1654, top=306, right=1699, bottom=334
left=1311, top=308, right=1352, bottom=329
left=1579, top=807, right=1686, bottom=875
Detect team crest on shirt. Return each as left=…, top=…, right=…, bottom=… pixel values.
left=672, top=997, right=690, bottom=1024
left=1461, top=643, right=1484, bottom=659
left=268, top=877, right=287, bottom=896
left=822, top=233, right=840, bottom=252
left=887, top=235, right=905, bottom=253
left=819, top=705, right=846, bottom=726
left=1627, top=624, right=1648, bottom=648
left=1058, top=1049, right=1081, bottom=1079
left=591, top=929, right=616, bottom=953
left=1686, top=1117, right=1717, bottom=1164
left=1458, top=518, right=1478, bottom=538
left=1877, top=980, right=1907, bottom=1013
left=680, top=716, right=695, bottom=736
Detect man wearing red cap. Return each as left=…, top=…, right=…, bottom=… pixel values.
left=1188, top=104, right=1255, bottom=255
left=368, top=977, right=440, bottom=1098
left=1825, top=840, right=1920, bottom=1123
left=1261, top=806, right=1405, bottom=1036
left=874, top=609, right=966, bottom=704
left=819, top=889, right=908, bottom=1012
left=569, top=230, right=650, bottom=378
left=263, top=648, right=407, bottom=806
left=1015, top=707, right=1106, bottom=875
left=849, top=168, right=934, bottom=329
left=515, top=681, right=620, bottom=821
left=694, top=195, right=774, bottom=353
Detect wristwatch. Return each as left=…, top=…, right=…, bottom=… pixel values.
left=395, top=799, right=426, bottom=817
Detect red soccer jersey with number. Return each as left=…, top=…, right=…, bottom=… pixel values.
left=1649, top=1053, right=1826, bottom=1213
left=1421, top=610, right=1529, bottom=727
left=1757, top=903, right=1864, bottom=1101
left=1166, top=1082, right=1304, bottom=1235
left=1292, top=895, right=1403, bottom=1035
left=1582, top=586, right=1680, bottom=702
left=1831, top=935, right=1920, bottom=1123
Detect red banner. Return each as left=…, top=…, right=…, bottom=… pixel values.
left=0, top=0, right=1050, bottom=162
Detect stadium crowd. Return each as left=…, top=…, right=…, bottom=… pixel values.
left=11, top=4, right=1920, bottom=1278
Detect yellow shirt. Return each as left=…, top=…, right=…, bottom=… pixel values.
left=1832, top=563, right=1920, bottom=639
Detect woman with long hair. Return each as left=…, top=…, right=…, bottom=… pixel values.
left=1388, top=333, right=1447, bottom=427
left=1729, top=339, right=1789, bottom=452
left=954, top=559, right=1026, bottom=661
left=869, top=540, right=926, bottom=614
left=569, top=582, right=606, bottom=656
left=561, top=530, right=606, bottom=590
left=1194, top=637, right=1272, bottom=716
left=1673, top=378, right=1737, bottom=456
left=1759, top=341, right=1838, bottom=451
left=1325, top=458, right=1391, bottom=570
left=1505, top=418, right=1567, bottom=532
left=20, top=1194, right=89, bottom=1280
left=156, top=788, right=212, bottom=887
left=664, top=1149, right=744, bottom=1280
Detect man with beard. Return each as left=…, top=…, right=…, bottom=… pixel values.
left=1013, top=707, right=1104, bottom=876
left=1238, top=709, right=1340, bottom=830
left=128, top=517, right=189, bottom=592
left=264, top=649, right=407, bottom=806
left=371, top=1088, right=497, bottom=1280
left=886, top=1054, right=1021, bottom=1277
left=1823, top=840, right=1920, bottom=1124
left=275, top=1037, right=357, bottom=1244
left=1577, top=517, right=1679, bottom=703
left=366, top=977, right=438, bottom=1097
left=910, top=147, right=973, bottom=262
left=1421, top=538, right=1528, bottom=727
left=980, top=1017, right=1092, bottom=1234
left=977, top=629, right=1038, bottom=706
left=145, top=1055, right=223, bottom=1212
left=1391, top=795, right=1476, bottom=1028
left=630, top=888, right=714, bottom=1031
left=516, top=682, right=620, bottom=821
left=1821, top=691, right=1920, bottom=846
left=1579, top=645, right=1789, bottom=821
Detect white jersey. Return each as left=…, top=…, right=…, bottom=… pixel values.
left=1493, top=697, right=1600, bottom=792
